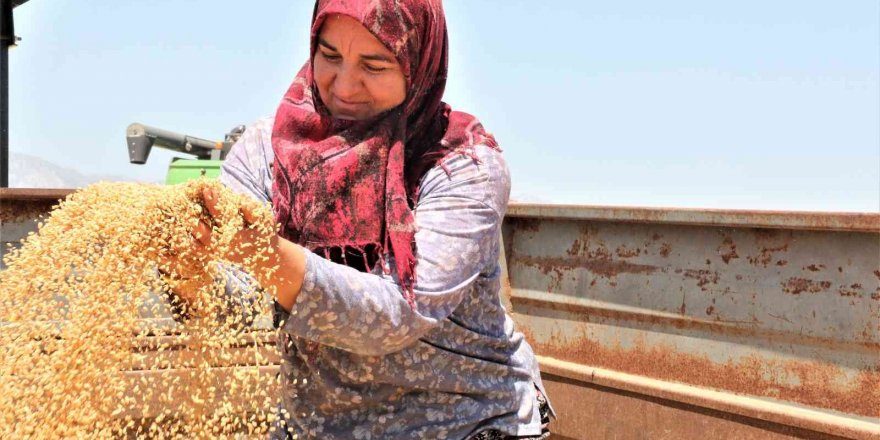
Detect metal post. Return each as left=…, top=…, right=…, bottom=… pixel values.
left=0, top=0, right=12, bottom=188
left=0, top=0, right=26, bottom=187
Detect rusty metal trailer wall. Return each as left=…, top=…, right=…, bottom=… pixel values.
left=2, top=189, right=879, bottom=439
left=0, top=188, right=73, bottom=269
left=502, top=202, right=879, bottom=439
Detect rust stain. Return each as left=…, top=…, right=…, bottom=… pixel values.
left=754, top=229, right=781, bottom=240
left=516, top=218, right=542, bottom=232
left=838, top=285, right=863, bottom=298
left=682, top=269, right=720, bottom=290
left=716, top=237, right=739, bottom=264
left=658, top=243, right=671, bottom=258
left=591, top=246, right=612, bottom=261
left=874, top=270, right=880, bottom=279
left=566, top=239, right=582, bottom=257
left=517, top=255, right=659, bottom=280
left=567, top=226, right=601, bottom=257
left=615, top=245, right=641, bottom=258
left=705, top=305, right=715, bottom=315
left=0, top=199, right=57, bottom=224
left=766, top=312, right=793, bottom=324
left=547, top=267, right=566, bottom=293
left=782, top=277, right=832, bottom=295
left=804, top=264, right=825, bottom=272
left=511, top=296, right=879, bottom=352
left=522, top=327, right=880, bottom=418
left=747, top=244, right=789, bottom=268
left=775, top=260, right=788, bottom=266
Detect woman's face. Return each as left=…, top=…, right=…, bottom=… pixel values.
left=313, top=15, right=407, bottom=121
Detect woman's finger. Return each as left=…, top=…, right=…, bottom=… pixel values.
left=240, top=203, right=258, bottom=227
left=192, top=219, right=212, bottom=247
left=202, top=187, right=220, bottom=219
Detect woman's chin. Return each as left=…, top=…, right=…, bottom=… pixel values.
left=331, top=110, right=384, bottom=122
left=332, top=113, right=361, bottom=121
left=328, top=103, right=370, bottom=121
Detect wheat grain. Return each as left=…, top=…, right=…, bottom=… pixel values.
left=1, top=179, right=282, bottom=439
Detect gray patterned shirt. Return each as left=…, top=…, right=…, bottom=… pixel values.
left=220, top=117, right=549, bottom=439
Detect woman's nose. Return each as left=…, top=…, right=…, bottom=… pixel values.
left=331, top=66, right=362, bottom=100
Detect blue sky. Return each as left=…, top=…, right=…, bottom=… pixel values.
left=9, top=0, right=879, bottom=211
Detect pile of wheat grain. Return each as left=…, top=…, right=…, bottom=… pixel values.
left=0, top=179, right=285, bottom=439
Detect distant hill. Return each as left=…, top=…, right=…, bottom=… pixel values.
left=9, top=153, right=138, bottom=188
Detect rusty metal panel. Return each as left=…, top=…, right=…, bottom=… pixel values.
left=0, top=189, right=73, bottom=269
left=540, top=372, right=852, bottom=440
left=503, top=205, right=880, bottom=439
left=507, top=202, right=880, bottom=233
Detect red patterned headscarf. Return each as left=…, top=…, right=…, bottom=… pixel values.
left=271, top=0, right=497, bottom=307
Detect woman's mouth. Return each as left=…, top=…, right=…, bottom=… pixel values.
left=332, top=97, right=368, bottom=117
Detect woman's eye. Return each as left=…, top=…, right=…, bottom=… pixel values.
left=320, top=51, right=341, bottom=62
left=363, top=64, right=387, bottom=73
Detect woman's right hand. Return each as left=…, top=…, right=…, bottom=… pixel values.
left=157, top=186, right=307, bottom=313
left=155, top=196, right=212, bottom=282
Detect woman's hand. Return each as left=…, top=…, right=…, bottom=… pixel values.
left=155, top=186, right=306, bottom=313
left=198, top=187, right=267, bottom=265
left=159, top=188, right=306, bottom=311
left=198, top=187, right=307, bottom=312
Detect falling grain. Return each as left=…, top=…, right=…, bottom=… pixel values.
left=1, top=179, right=283, bottom=439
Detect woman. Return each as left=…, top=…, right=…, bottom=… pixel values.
left=213, top=0, right=553, bottom=438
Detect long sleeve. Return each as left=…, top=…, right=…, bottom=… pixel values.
left=280, top=146, right=510, bottom=356
left=215, top=117, right=274, bottom=325
left=219, top=116, right=274, bottom=204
